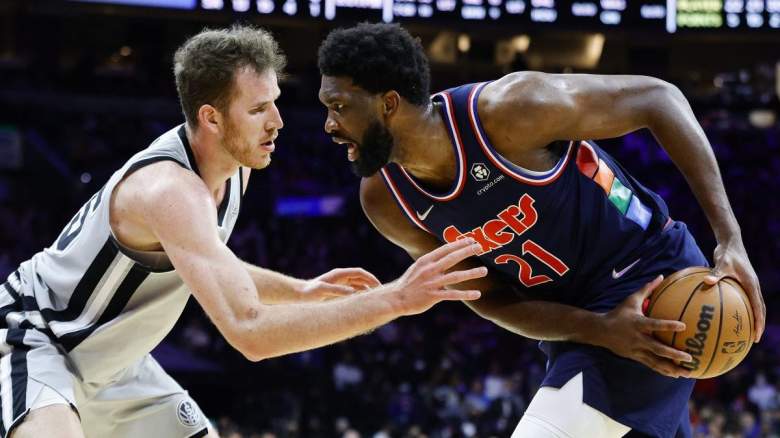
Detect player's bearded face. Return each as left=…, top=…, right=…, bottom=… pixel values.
left=222, top=111, right=271, bottom=169
left=351, top=118, right=393, bottom=177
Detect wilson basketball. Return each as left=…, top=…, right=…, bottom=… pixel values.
left=645, top=267, right=754, bottom=379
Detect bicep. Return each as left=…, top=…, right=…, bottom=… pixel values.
left=488, top=72, right=675, bottom=145
left=137, top=171, right=260, bottom=336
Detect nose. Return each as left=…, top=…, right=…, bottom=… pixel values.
left=324, top=115, right=338, bottom=135
left=266, top=103, right=284, bottom=131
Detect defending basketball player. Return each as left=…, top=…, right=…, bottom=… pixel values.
left=317, top=23, right=765, bottom=438
left=0, top=26, right=488, bottom=438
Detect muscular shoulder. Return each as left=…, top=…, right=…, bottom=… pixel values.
left=122, top=161, right=212, bottom=210
left=480, top=72, right=575, bottom=115
left=112, top=161, right=217, bottom=245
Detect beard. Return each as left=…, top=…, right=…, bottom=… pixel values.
left=223, top=117, right=269, bottom=169
left=351, top=120, right=394, bottom=177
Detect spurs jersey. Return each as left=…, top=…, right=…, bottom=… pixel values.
left=4, top=125, right=243, bottom=383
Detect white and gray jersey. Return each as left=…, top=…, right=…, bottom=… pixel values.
left=3, top=124, right=243, bottom=383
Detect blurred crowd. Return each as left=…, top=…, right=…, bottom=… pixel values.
left=2, top=40, right=780, bottom=436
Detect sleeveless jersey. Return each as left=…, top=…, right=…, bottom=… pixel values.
left=380, top=82, right=671, bottom=308
left=3, top=124, right=243, bottom=383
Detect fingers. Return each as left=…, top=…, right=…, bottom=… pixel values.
left=749, top=285, right=766, bottom=342
left=418, top=238, right=476, bottom=265
left=319, top=268, right=382, bottom=289
left=433, top=289, right=482, bottom=302
left=645, top=336, right=694, bottom=363
left=632, top=275, right=664, bottom=302
left=435, top=267, right=489, bottom=288
left=639, top=316, right=686, bottom=333
left=348, top=280, right=375, bottom=291
left=736, top=274, right=766, bottom=342
left=637, top=352, right=692, bottom=378
left=720, top=269, right=765, bottom=342
left=703, top=269, right=721, bottom=286
left=341, top=268, right=381, bottom=289
left=433, top=242, right=482, bottom=272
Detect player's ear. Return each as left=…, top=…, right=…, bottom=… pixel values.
left=198, top=104, right=222, bottom=135
left=381, top=91, right=401, bottom=119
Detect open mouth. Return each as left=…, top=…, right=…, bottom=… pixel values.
left=333, top=137, right=360, bottom=162
left=259, top=138, right=276, bottom=153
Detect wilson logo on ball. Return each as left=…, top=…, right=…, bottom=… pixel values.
left=681, top=304, right=715, bottom=371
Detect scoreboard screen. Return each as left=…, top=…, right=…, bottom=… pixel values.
left=670, top=0, right=780, bottom=31
left=69, top=0, right=780, bottom=32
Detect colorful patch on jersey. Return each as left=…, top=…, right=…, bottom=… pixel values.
left=575, top=142, right=599, bottom=178
left=576, top=142, right=651, bottom=230
left=626, top=195, right=653, bottom=230
left=593, top=160, right=615, bottom=195
left=608, top=178, right=632, bottom=214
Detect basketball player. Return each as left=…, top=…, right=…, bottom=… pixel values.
left=317, top=23, right=764, bottom=437
left=0, top=25, right=489, bottom=438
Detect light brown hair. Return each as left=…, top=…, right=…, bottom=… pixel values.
left=173, top=25, right=286, bottom=128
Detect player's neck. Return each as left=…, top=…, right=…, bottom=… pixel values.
left=186, top=125, right=240, bottom=194
left=391, top=102, right=457, bottom=189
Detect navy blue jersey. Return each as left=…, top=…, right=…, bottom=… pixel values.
left=380, top=82, right=708, bottom=437
left=381, top=81, right=671, bottom=309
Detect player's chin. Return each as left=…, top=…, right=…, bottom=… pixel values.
left=247, top=155, right=272, bottom=170
left=350, top=160, right=385, bottom=178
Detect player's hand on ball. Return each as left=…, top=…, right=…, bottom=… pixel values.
left=599, top=275, right=694, bottom=378
left=387, top=238, right=487, bottom=316
left=302, top=268, right=382, bottom=300
left=705, top=238, right=765, bottom=342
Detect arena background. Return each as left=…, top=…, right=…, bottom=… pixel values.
left=1, top=0, right=780, bottom=436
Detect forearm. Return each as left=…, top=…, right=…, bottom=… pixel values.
left=465, top=293, right=607, bottom=346
left=236, top=286, right=399, bottom=360
left=242, top=261, right=306, bottom=304
left=647, top=85, right=740, bottom=242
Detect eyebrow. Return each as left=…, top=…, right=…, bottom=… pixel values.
left=320, top=89, right=345, bottom=103
left=252, top=90, right=282, bottom=107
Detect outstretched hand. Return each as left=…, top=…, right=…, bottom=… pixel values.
left=389, top=238, right=488, bottom=316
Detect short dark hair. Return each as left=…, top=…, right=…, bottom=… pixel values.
left=318, top=23, right=430, bottom=106
left=173, top=24, right=286, bottom=128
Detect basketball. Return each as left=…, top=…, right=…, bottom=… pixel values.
left=645, top=267, right=754, bottom=379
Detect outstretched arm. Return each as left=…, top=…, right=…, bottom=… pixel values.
left=124, top=162, right=486, bottom=361
left=479, top=72, right=764, bottom=341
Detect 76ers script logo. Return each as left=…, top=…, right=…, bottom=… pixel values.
left=443, top=194, right=569, bottom=287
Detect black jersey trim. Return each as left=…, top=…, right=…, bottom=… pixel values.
left=217, top=177, right=232, bottom=227
left=41, top=239, right=118, bottom=323
left=178, top=125, right=201, bottom=176
left=60, top=265, right=149, bottom=352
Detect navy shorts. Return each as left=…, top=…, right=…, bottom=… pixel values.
left=539, top=221, right=709, bottom=438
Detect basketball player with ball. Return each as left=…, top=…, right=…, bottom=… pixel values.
left=317, top=23, right=765, bottom=438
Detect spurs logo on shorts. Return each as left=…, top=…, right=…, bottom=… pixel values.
left=177, top=399, right=201, bottom=427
